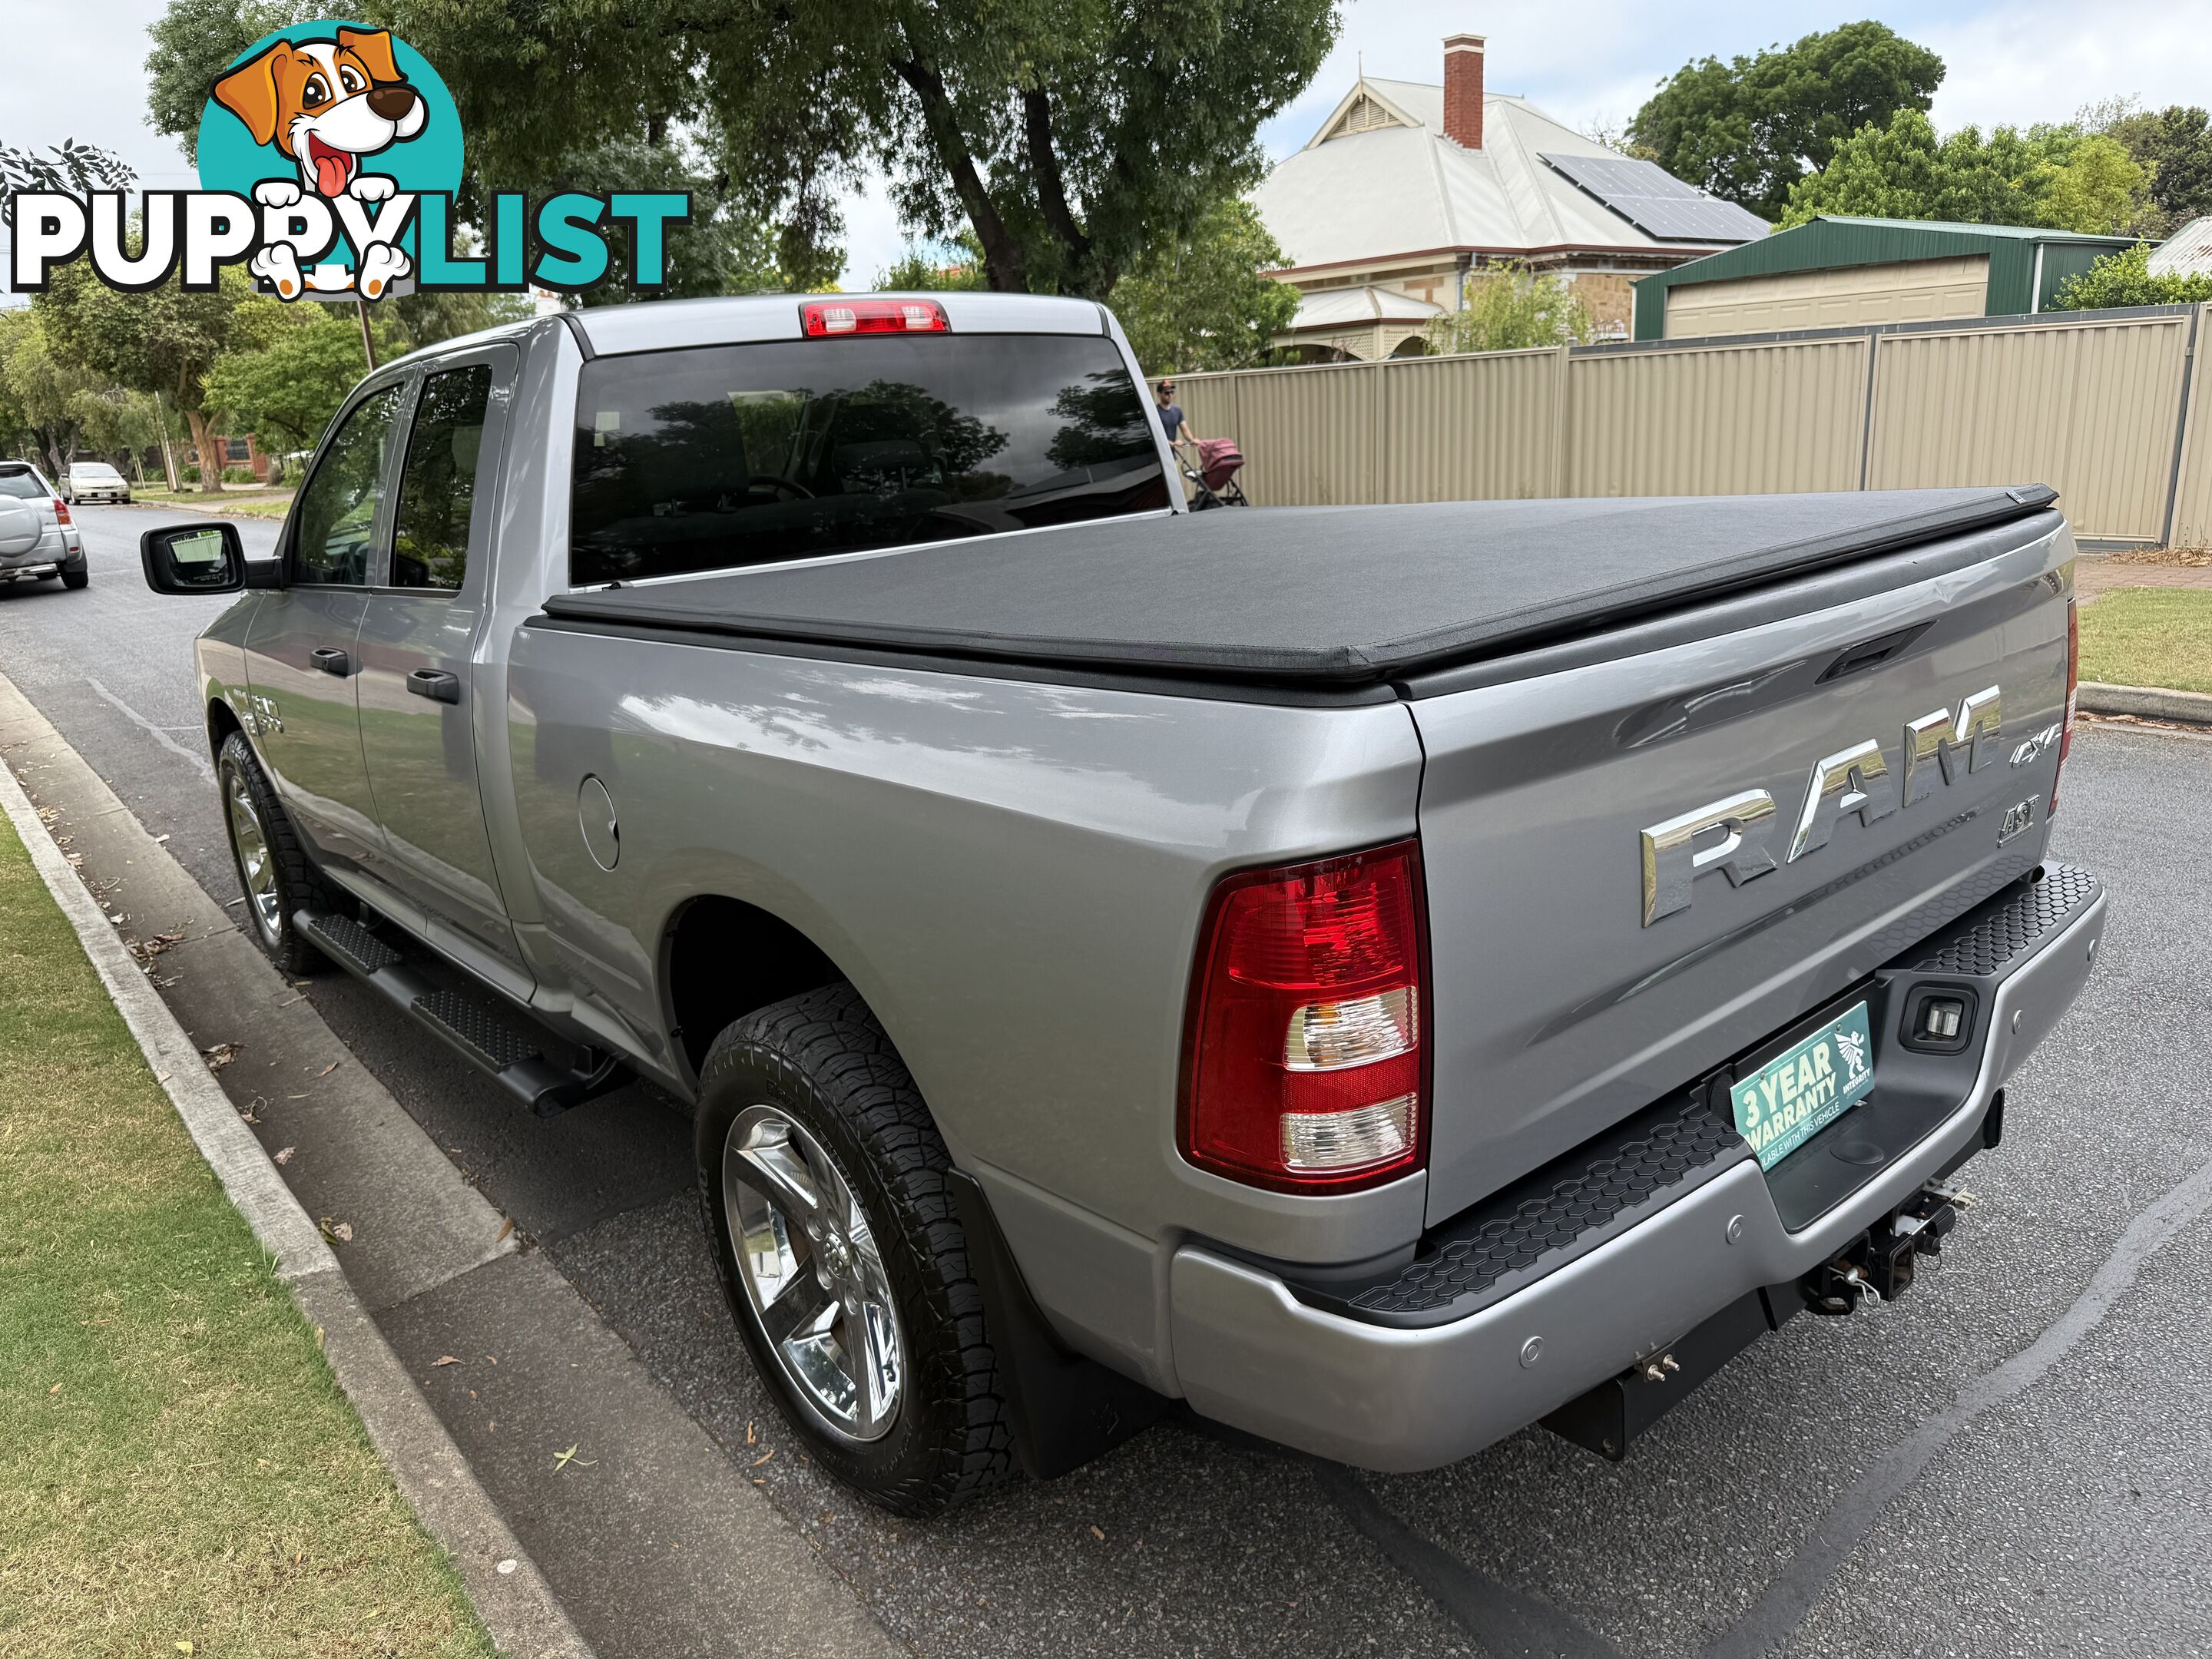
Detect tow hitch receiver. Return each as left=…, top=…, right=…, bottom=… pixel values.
left=1805, top=1183, right=1970, bottom=1313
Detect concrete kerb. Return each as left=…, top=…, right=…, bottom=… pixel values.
left=0, top=685, right=594, bottom=1659
left=2078, top=681, right=2212, bottom=726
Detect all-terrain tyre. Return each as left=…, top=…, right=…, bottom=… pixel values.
left=216, top=730, right=343, bottom=975
left=60, top=567, right=88, bottom=589
left=697, top=982, right=1014, bottom=1515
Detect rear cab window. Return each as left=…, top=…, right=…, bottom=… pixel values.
left=569, top=333, right=1170, bottom=586
left=0, top=466, right=50, bottom=500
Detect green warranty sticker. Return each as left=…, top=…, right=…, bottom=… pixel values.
left=1731, top=1002, right=1876, bottom=1170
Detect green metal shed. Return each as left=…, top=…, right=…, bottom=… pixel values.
left=1631, top=217, right=2138, bottom=341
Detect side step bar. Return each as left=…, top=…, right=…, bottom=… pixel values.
left=296, top=909, right=628, bottom=1117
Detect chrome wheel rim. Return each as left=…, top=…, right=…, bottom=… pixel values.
left=723, top=1104, right=905, bottom=1444
left=224, top=766, right=281, bottom=943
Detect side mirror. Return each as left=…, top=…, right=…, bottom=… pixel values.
left=141, top=522, right=263, bottom=594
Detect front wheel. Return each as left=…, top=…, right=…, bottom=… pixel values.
left=697, top=984, right=1012, bottom=1515
left=216, top=730, right=341, bottom=975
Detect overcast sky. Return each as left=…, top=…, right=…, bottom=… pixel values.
left=8, top=0, right=2212, bottom=298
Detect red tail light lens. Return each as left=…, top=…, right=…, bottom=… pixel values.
left=1180, top=840, right=1427, bottom=1193
left=52, top=498, right=71, bottom=524
left=799, top=298, right=951, bottom=338
left=2051, top=598, right=2078, bottom=816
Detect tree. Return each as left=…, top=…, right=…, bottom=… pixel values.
left=202, top=307, right=383, bottom=459
left=1423, top=263, right=1594, bottom=356
left=1779, top=111, right=2148, bottom=234
left=2094, top=104, right=2212, bottom=236
left=36, top=265, right=284, bottom=495
left=1107, top=200, right=1297, bottom=376
left=876, top=240, right=988, bottom=292
left=0, top=311, right=109, bottom=479
left=1631, top=22, right=1944, bottom=219
left=2051, top=241, right=2212, bottom=310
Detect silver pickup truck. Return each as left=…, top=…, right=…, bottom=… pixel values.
left=141, top=293, right=2103, bottom=1516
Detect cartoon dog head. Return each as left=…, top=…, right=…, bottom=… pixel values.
left=211, top=28, right=426, bottom=198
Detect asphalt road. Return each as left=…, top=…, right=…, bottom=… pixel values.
left=9, top=505, right=2212, bottom=1658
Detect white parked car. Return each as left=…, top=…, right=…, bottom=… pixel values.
left=61, top=460, right=131, bottom=504
left=0, top=462, right=91, bottom=589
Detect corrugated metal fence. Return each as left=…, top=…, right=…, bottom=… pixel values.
left=1176, top=304, right=2209, bottom=546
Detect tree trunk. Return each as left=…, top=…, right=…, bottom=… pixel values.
left=892, top=53, right=1027, bottom=292
left=1022, top=88, right=1104, bottom=297
left=182, top=405, right=224, bottom=495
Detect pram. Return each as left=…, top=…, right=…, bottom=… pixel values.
left=1178, top=437, right=1249, bottom=508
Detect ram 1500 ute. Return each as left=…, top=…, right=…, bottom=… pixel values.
left=140, top=293, right=2103, bottom=1515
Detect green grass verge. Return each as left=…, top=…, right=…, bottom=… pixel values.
left=0, top=813, right=495, bottom=1657
left=133, top=489, right=295, bottom=522
left=2078, top=588, right=2212, bottom=696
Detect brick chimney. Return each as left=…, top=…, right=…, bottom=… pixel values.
left=1443, top=33, right=1485, bottom=150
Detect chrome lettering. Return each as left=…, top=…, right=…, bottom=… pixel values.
left=1639, top=788, right=1778, bottom=926
left=1788, top=739, right=1897, bottom=863
left=1901, top=686, right=2002, bottom=806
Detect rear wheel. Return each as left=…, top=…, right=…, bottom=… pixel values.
left=216, top=730, right=340, bottom=975
left=697, top=984, right=1012, bottom=1515
left=60, top=567, right=87, bottom=590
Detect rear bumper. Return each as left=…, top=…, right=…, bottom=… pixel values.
left=1167, top=867, right=2105, bottom=1471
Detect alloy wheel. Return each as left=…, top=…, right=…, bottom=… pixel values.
left=224, top=764, right=282, bottom=944
left=723, top=1104, right=906, bottom=1444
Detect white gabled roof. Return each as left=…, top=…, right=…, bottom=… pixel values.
left=2148, top=215, right=2212, bottom=277
left=1256, top=77, right=1758, bottom=273
left=1287, top=286, right=1445, bottom=331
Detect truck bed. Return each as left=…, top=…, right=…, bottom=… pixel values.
left=538, top=486, right=2058, bottom=687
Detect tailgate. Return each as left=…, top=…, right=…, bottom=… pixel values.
left=1409, top=511, right=2072, bottom=1226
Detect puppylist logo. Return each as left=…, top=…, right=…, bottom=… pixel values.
left=9, top=20, right=688, bottom=300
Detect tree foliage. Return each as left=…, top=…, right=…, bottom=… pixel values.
left=149, top=0, right=1335, bottom=301
left=1779, top=111, right=2149, bottom=234
left=35, top=265, right=284, bottom=493
left=2050, top=241, right=2212, bottom=310
left=1107, top=200, right=1296, bottom=376
left=201, top=307, right=381, bottom=458
left=1423, top=263, right=1594, bottom=356
left=2090, top=103, right=2212, bottom=236
left=0, top=312, right=104, bottom=478
left=1630, top=22, right=1943, bottom=220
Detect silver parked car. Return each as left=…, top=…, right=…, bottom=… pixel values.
left=61, top=460, right=131, bottom=504
left=137, top=295, right=2101, bottom=1515
left=0, top=462, right=89, bottom=589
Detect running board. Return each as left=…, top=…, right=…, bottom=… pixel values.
left=296, top=909, right=628, bottom=1117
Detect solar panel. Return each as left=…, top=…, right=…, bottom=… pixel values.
left=1538, top=154, right=1770, bottom=243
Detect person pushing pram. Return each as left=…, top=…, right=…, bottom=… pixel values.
left=1153, top=376, right=1249, bottom=509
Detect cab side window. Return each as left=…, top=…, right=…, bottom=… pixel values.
left=293, top=385, right=404, bottom=585
left=391, top=366, right=494, bottom=591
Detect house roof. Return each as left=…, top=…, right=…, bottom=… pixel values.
left=1286, top=286, right=1445, bottom=332
left=1253, top=76, right=1766, bottom=273
left=2148, top=215, right=2212, bottom=276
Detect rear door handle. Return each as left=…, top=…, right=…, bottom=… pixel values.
left=407, top=668, right=462, bottom=704
left=310, top=647, right=351, bottom=676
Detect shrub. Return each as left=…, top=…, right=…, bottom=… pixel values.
left=221, top=465, right=256, bottom=485
left=179, top=465, right=199, bottom=484
left=1424, top=262, right=1594, bottom=355
left=2052, top=241, right=2212, bottom=310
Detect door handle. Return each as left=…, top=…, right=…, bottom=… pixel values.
left=407, top=668, right=462, bottom=704
left=310, top=647, right=351, bottom=676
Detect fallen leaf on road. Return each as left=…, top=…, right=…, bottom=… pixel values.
left=432, top=1356, right=462, bottom=1367
left=747, top=1420, right=757, bottom=1445
left=553, top=1444, right=596, bottom=1472
left=202, top=1042, right=241, bottom=1071
left=751, top=1449, right=774, bottom=1467
left=313, top=1061, right=339, bottom=1078
left=495, top=1217, right=514, bottom=1243
left=272, top=1147, right=293, bottom=1165
left=1090, top=1525, right=1106, bottom=1541
left=154, top=833, right=169, bottom=843
left=318, top=1218, right=353, bottom=1244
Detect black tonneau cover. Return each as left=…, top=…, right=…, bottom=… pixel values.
left=537, top=486, right=2058, bottom=687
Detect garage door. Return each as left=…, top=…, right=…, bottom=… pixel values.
left=1664, top=256, right=1990, bottom=340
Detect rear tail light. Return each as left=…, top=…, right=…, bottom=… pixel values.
left=800, top=298, right=951, bottom=338
left=52, top=498, right=71, bottom=524
left=2051, top=598, right=2078, bottom=816
left=1180, top=841, right=1427, bottom=1193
